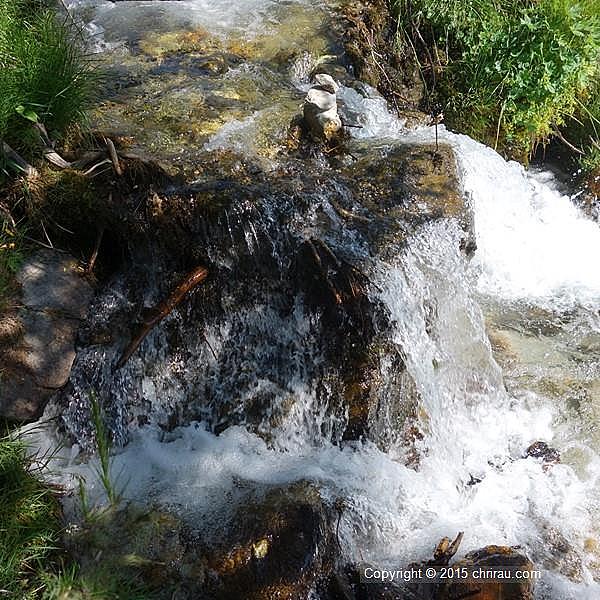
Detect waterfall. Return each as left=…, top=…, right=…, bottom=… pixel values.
left=25, top=1, right=600, bottom=598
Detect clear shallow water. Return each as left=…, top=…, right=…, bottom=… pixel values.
left=32, top=1, right=600, bottom=598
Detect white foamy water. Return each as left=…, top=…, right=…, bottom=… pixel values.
left=452, top=135, right=600, bottom=309
left=341, top=85, right=600, bottom=310
left=30, top=221, right=600, bottom=599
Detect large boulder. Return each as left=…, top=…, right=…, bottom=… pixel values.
left=206, top=481, right=335, bottom=599
left=0, top=250, right=92, bottom=421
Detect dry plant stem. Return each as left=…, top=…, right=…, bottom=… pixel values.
left=87, top=226, right=105, bottom=274
left=552, top=128, right=584, bottom=155
left=1, top=140, right=38, bottom=177
left=105, top=138, right=123, bottom=176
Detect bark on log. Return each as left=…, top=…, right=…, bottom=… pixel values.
left=115, top=266, right=209, bottom=369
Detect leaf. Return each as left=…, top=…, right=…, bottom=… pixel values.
left=15, top=105, right=39, bottom=123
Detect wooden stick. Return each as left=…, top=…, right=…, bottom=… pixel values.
left=43, top=148, right=72, bottom=169
left=87, top=226, right=105, bottom=275
left=429, top=531, right=464, bottom=566
left=115, top=266, right=209, bottom=369
left=551, top=128, right=584, bottom=155
left=83, top=158, right=112, bottom=176
left=70, top=150, right=106, bottom=170
left=307, top=239, right=343, bottom=305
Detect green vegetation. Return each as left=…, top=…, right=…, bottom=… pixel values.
left=394, top=0, right=600, bottom=168
left=0, top=0, right=98, bottom=303
left=90, top=391, right=122, bottom=507
left=0, top=219, right=25, bottom=308
left=0, top=432, right=61, bottom=598
left=0, top=0, right=97, bottom=166
left=0, top=431, right=154, bottom=598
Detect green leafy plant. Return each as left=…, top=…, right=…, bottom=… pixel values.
left=394, top=0, right=600, bottom=163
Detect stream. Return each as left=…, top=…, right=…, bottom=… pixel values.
left=28, top=1, right=600, bottom=598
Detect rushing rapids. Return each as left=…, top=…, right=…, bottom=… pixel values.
left=23, top=1, right=600, bottom=598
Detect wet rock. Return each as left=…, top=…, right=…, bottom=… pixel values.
left=64, top=483, right=334, bottom=599
left=439, top=546, right=535, bottom=600
left=525, top=441, right=560, bottom=464
left=0, top=250, right=92, bottom=421
left=303, top=73, right=343, bottom=141
left=206, top=481, right=335, bottom=600
left=339, top=143, right=475, bottom=258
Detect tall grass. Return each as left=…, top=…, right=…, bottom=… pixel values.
left=394, top=0, right=600, bottom=164
left=89, top=391, right=121, bottom=507
left=0, top=0, right=97, bottom=152
left=0, top=433, right=61, bottom=598
left=0, top=432, right=150, bottom=599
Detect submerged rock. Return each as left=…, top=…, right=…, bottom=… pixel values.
left=0, top=250, right=92, bottom=421
left=206, top=481, right=334, bottom=599
left=62, top=482, right=334, bottom=599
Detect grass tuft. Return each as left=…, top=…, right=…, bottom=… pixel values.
left=0, top=0, right=98, bottom=155
left=0, top=433, right=61, bottom=598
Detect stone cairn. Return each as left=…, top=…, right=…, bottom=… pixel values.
left=302, top=73, right=342, bottom=141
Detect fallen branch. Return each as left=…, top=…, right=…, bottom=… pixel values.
left=115, top=265, right=209, bottom=369
left=30, top=122, right=73, bottom=169
left=83, top=158, right=112, bottom=177
left=329, top=199, right=371, bottom=224
left=43, top=148, right=72, bottom=169
left=306, top=239, right=343, bottom=305
left=70, top=150, right=107, bottom=170
left=551, top=128, right=584, bottom=156
left=428, top=531, right=464, bottom=566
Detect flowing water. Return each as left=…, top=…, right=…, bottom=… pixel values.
left=28, top=1, right=600, bottom=598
